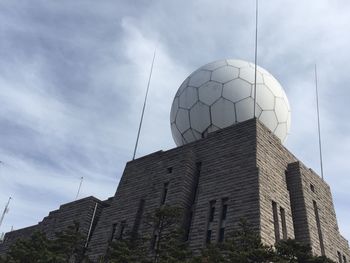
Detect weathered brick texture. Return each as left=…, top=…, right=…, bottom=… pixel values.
left=1, top=119, right=349, bottom=262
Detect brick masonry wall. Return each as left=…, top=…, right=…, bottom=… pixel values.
left=255, top=121, right=350, bottom=261
left=0, top=196, right=107, bottom=256
left=87, top=119, right=261, bottom=261
left=256, top=122, right=297, bottom=245
left=1, top=119, right=349, bottom=262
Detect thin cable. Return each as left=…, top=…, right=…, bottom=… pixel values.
left=253, top=0, right=259, bottom=118
left=315, top=64, right=324, bottom=180
left=132, top=48, right=157, bottom=160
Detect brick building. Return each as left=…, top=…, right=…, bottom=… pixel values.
left=0, top=119, right=349, bottom=262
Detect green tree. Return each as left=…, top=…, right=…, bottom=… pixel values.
left=145, top=205, right=191, bottom=263
left=106, top=205, right=191, bottom=263
left=3, top=231, right=55, bottom=263
left=275, top=239, right=335, bottom=263
left=51, top=222, right=89, bottom=263
left=191, top=244, right=226, bottom=263
left=1, top=222, right=90, bottom=263
left=225, top=219, right=275, bottom=263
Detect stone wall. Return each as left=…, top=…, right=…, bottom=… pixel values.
left=86, top=119, right=261, bottom=261
left=0, top=196, right=107, bottom=256
left=1, top=119, right=349, bottom=262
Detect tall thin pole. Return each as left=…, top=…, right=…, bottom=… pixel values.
left=253, top=0, right=259, bottom=118
left=0, top=197, right=12, bottom=229
left=75, top=177, right=84, bottom=200
left=314, top=64, right=324, bottom=180
left=132, top=48, right=157, bottom=160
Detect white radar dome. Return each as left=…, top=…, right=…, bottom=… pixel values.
left=170, top=59, right=291, bottom=146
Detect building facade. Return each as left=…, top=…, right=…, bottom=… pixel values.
left=0, top=119, right=349, bottom=262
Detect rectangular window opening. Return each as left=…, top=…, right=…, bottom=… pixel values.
left=167, top=167, right=173, bottom=173
left=272, top=201, right=280, bottom=242
left=206, top=230, right=212, bottom=244
left=310, top=184, right=315, bottom=192
left=218, top=228, right=225, bottom=243
left=131, top=199, right=145, bottom=239
left=217, top=198, right=228, bottom=243
left=343, top=255, right=347, bottom=263
left=152, top=234, right=158, bottom=250
left=185, top=162, right=202, bottom=242
left=338, top=251, right=342, bottom=263
left=313, top=200, right=325, bottom=256
left=209, top=201, right=216, bottom=223
left=118, top=221, right=126, bottom=240
left=110, top=223, right=118, bottom=242
left=280, top=207, right=287, bottom=240
left=161, top=182, right=169, bottom=205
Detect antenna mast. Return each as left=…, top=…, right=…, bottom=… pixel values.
left=75, top=177, right=84, bottom=200
left=314, top=65, right=324, bottom=180
left=0, top=197, right=12, bottom=229
left=253, top=0, right=259, bottom=118
left=132, top=48, right=157, bottom=160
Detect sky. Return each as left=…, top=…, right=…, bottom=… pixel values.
left=0, top=0, right=349, bottom=242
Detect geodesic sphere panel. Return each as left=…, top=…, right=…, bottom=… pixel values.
left=170, top=59, right=291, bottom=146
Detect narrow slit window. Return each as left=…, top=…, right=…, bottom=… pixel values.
left=343, top=255, right=347, bottom=263
left=218, top=198, right=228, bottom=243
left=280, top=207, right=287, bottom=239
left=205, top=200, right=215, bottom=245
left=118, top=221, right=126, bottom=240
left=110, top=223, right=118, bottom=242
left=272, top=201, right=280, bottom=242
left=218, top=228, right=225, bottom=243
left=185, top=162, right=202, bottom=241
left=310, top=184, right=315, bottom=192
left=209, top=201, right=216, bottom=223
left=161, top=182, right=169, bottom=205
left=206, top=230, right=212, bottom=244
left=313, top=200, right=325, bottom=256
left=152, top=234, right=158, bottom=250
left=337, top=251, right=342, bottom=263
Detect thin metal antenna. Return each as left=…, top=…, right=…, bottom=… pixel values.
left=253, top=0, right=259, bottom=118
left=314, top=65, right=324, bottom=180
left=132, top=48, right=157, bottom=160
left=0, top=197, right=12, bottom=229
left=75, top=177, right=84, bottom=200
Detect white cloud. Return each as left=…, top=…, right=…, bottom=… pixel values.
left=0, top=0, right=349, bottom=243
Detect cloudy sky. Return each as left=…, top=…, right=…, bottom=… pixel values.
left=0, top=0, right=349, bottom=241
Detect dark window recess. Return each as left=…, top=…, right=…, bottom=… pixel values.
left=310, top=184, right=315, bottom=192
left=280, top=207, right=288, bottom=240
left=206, top=230, right=212, bottom=244
left=218, top=228, right=225, bottom=243
left=192, top=162, right=202, bottom=202
left=131, top=199, right=145, bottom=239
left=272, top=201, right=280, bottom=242
left=185, top=162, right=202, bottom=241
left=152, top=234, right=158, bottom=250
left=167, top=167, right=173, bottom=173
left=110, top=223, right=118, bottom=242
left=285, top=170, right=290, bottom=191
left=118, top=221, right=126, bottom=240
left=161, top=182, right=169, bottom=205
left=343, top=255, right=347, bottom=263
left=222, top=204, right=228, bottom=220
left=338, top=251, right=342, bottom=263
left=185, top=211, right=193, bottom=241
left=313, top=200, right=325, bottom=256
left=209, top=202, right=216, bottom=222
left=217, top=198, right=228, bottom=242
